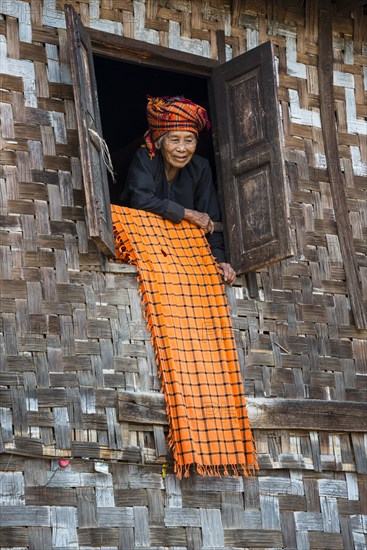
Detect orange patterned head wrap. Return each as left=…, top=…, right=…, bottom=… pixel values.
left=144, top=95, right=210, bottom=158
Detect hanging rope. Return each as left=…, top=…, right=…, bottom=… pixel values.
left=88, top=128, right=116, bottom=183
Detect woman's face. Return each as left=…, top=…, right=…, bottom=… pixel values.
left=158, top=131, right=197, bottom=171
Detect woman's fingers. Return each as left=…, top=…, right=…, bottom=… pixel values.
left=218, top=263, right=236, bottom=285
left=183, top=209, right=214, bottom=233
left=193, top=211, right=212, bottom=231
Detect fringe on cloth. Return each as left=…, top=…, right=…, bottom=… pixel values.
left=111, top=205, right=258, bottom=478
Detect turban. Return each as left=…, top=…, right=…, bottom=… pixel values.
left=144, top=96, right=210, bottom=158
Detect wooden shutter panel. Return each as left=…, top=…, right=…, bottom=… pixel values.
left=210, top=41, right=292, bottom=274
left=65, top=5, right=115, bottom=256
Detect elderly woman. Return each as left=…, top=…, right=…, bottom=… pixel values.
left=125, top=96, right=236, bottom=284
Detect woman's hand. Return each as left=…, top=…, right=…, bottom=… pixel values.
left=184, top=209, right=214, bottom=234
left=217, top=263, right=236, bottom=285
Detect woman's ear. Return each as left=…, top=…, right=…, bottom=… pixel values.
left=154, top=135, right=165, bottom=150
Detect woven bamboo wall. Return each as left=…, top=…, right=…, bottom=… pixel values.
left=0, top=0, right=366, bottom=548
left=0, top=453, right=366, bottom=549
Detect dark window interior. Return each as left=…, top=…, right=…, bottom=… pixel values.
left=93, top=55, right=216, bottom=204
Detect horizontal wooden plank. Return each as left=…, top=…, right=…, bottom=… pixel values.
left=308, top=531, right=344, bottom=549
left=25, top=487, right=77, bottom=507
left=118, top=391, right=167, bottom=425
left=118, top=392, right=367, bottom=431
left=78, top=527, right=119, bottom=546
left=150, top=526, right=187, bottom=546
left=182, top=490, right=221, bottom=509
left=224, top=529, right=283, bottom=547
left=89, top=28, right=218, bottom=76
left=0, top=527, right=29, bottom=547
left=249, top=399, right=367, bottom=432
left=0, top=506, right=50, bottom=526
left=96, top=508, right=134, bottom=528
left=115, top=489, right=148, bottom=507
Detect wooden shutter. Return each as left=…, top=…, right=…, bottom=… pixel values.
left=210, top=41, right=292, bottom=274
left=65, top=5, right=115, bottom=256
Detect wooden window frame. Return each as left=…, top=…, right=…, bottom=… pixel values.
left=88, top=28, right=218, bottom=77
left=66, top=6, right=292, bottom=276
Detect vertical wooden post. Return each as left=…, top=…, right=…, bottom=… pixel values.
left=216, top=30, right=226, bottom=64
left=318, top=3, right=367, bottom=329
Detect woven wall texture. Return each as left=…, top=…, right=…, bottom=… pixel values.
left=0, top=0, right=366, bottom=548
left=0, top=453, right=366, bottom=549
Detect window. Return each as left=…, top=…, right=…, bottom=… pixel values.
left=65, top=5, right=292, bottom=273
left=211, top=42, right=292, bottom=273
left=91, top=57, right=215, bottom=208
left=65, top=5, right=115, bottom=257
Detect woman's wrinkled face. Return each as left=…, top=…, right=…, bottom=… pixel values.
left=158, top=131, right=197, bottom=170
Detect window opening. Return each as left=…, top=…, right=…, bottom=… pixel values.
left=93, top=56, right=217, bottom=206
left=66, top=2, right=291, bottom=274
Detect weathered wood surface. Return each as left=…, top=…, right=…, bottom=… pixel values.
left=318, top=4, right=367, bottom=329
left=0, top=0, right=366, bottom=468
left=1, top=456, right=366, bottom=550
left=65, top=5, right=115, bottom=257
left=211, top=40, right=292, bottom=274
left=118, top=392, right=367, bottom=432
left=88, top=27, right=218, bottom=76
left=1, top=0, right=367, bottom=547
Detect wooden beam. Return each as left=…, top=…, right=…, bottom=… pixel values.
left=216, top=30, right=226, bottom=64
left=318, top=5, right=367, bottom=329
left=88, top=28, right=218, bottom=77
left=335, top=0, right=366, bottom=14
left=118, top=391, right=167, bottom=426
left=118, top=392, right=367, bottom=432
left=249, top=398, right=367, bottom=432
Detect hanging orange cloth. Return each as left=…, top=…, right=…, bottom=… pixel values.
left=111, top=205, right=258, bottom=478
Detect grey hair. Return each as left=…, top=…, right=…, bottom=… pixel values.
left=154, top=135, right=165, bottom=149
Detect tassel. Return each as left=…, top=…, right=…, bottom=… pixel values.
left=88, top=128, right=116, bottom=183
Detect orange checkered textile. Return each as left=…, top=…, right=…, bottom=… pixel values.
left=111, top=205, right=258, bottom=478
left=144, top=95, right=210, bottom=158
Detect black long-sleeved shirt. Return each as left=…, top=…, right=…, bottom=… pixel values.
left=125, top=147, right=226, bottom=263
